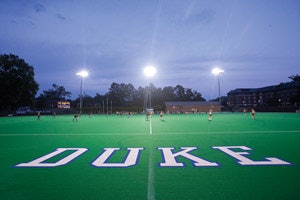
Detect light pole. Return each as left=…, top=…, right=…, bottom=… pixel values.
left=212, top=67, right=224, bottom=106
left=144, top=66, right=156, bottom=110
left=76, top=70, right=88, bottom=114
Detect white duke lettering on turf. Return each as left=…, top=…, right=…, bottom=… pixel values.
left=158, top=147, right=218, bottom=167
left=16, top=148, right=88, bottom=167
left=92, top=148, right=144, bottom=167
left=15, top=146, right=291, bottom=168
left=213, top=146, right=291, bottom=165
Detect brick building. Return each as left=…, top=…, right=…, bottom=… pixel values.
left=165, top=101, right=220, bottom=113
left=227, top=81, right=300, bottom=111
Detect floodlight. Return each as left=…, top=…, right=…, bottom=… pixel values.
left=212, top=68, right=224, bottom=75
left=144, top=66, right=157, bottom=77
left=77, top=70, right=89, bottom=77
left=76, top=70, right=88, bottom=114
left=212, top=67, right=224, bottom=106
left=143, top=66, right=156, bottom=112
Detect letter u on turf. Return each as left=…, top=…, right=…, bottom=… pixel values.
left=91, top=148, right=144, bottom=167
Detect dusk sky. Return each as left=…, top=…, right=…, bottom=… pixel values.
left=1, top=0, right=299, bottom=100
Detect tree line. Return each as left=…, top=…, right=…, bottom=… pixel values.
left=0, top=53, right=205, bottom=113
left=36, top=82, right=206, bottom=113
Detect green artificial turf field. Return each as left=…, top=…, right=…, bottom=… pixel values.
left=0, top=113, right=300, bottom=200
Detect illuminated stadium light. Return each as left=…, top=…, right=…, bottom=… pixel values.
left=212, top=67, right=224, bottom=75
left=144, top=66, right=157, bottom=77
left=76, top=70, right=89, bottom=77
left=212, top=67, right=224, bottom=106
left=77, top=70, right=89, bottom=114
left=143, top=66, right=156, bottom=112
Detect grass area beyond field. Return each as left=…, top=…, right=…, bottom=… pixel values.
left=0, top=113, right=300, bottom=200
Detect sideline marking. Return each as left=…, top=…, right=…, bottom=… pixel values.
left=0, top=133, right=148, bottom=136
left=149, top=117, right=153, bottom=135
left=0, top=130, right=300, bottom=137
left=147, top=146, right=155, bottom=200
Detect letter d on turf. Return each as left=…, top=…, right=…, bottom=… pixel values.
left=16, top=148, right=88, bottom=167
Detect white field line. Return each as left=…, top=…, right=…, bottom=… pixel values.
left=0, top=130, right=300, bottom=137
left=147, top=117, right=154, bottom=199
left=162, top=130, right=300, bottom=134
left=149, top=117, right=152, bottom=135
left=0, top=133, right=148, bottom=136
left=0, top=119, right=36, bottom=125
left=147, top=147, right=155, bottom=200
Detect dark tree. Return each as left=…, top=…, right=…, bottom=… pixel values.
left=43, top=84, right=71, bottom=100
left=107, top=82, right=124, bottom=106
left=40, top=84, right=72, bottom=109
left=82, top=95, right=94, bottom=107
left=174, top=85, right=185, bottom=100
left=35, top=84, right=71, bottom=109
left=191, top=90, right=205, bottom=101
left=107, top=82, right=137, bottom=106
left=288, top=74, right=300, bottom=82
left=162, top=86, right=177, bottom=101
left=172, top=85, right=205, bottom=101
left=0, top=54, right=39, bottom=110
left=94, top=93, right=106, bottom=104
left=134, top=86, right=146, bottom=106
left=35, top=94, right=47, bottom=109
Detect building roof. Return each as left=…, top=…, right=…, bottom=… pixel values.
left=274, top=81, right=300, bottom=90
left=227, top=81, right=300, bottom=95
left=165, top=101, right=219, bottom=106
left=227, top=88, right=257, bottom=94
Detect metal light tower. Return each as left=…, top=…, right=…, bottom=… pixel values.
left=212, top=67, right=224, bottom=106
left=76, top=70, right=88, bottom=114
left=144, top=66, right=156, bottom=111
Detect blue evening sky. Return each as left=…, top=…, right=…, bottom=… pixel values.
left=0, top=0, right=299, bottom=100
